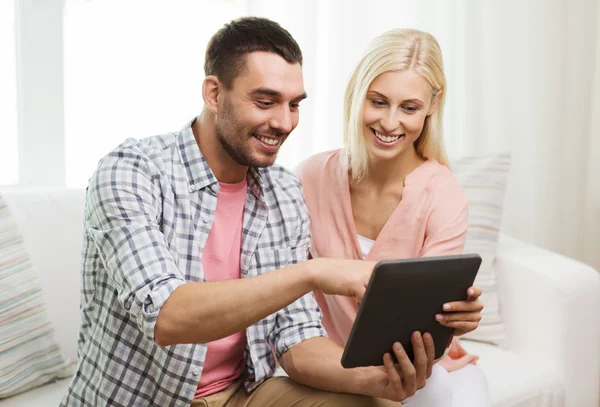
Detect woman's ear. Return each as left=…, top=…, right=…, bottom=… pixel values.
left=202, top=75, right=221, bottom=115
left=427, top=89, right=443, bottom=116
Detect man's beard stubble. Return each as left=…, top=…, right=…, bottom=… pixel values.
left=215, top=96, right=287, bottom=168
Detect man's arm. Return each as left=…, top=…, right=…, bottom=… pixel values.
left=279, top=334, right=435, bottom=401
left=155, top=256, right=377, bottom=345
left=280, top=337, right=361, bottom=394
left=155, top=262, right=314, bottom=345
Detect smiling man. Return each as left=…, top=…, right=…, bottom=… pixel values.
left=60, top=17, right=436, bottom=407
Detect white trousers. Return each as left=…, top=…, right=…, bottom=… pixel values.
left=401, top=364, right=491, bottom=407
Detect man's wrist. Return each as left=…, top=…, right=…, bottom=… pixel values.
left=345, top=366, right=374, bottom=397
left=302, top=258, right=321, bottom=292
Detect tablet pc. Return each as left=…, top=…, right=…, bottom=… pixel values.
left=341, top=254, right=481, bottom=368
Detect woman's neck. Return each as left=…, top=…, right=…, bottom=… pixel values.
left=361, top=147, right=425, bottom=189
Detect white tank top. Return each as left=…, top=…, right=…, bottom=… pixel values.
left=356, top=234, right=375, bottom=259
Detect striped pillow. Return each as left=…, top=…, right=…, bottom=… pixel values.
left=0, top=194, right=73, bottom=398
left=452, top=154, right=511, bottom=347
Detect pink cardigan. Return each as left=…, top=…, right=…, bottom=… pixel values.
left=296, top=149, right=468, bottom=347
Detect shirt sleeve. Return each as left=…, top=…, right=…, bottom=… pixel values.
left=84, top=146, right=187, bottom=342
left=419, top=175, right=469, bottom=257
left=269, top=189, right=327, bottom=359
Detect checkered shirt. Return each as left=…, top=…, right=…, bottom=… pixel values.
left=60, top=119, right=326, bottom=407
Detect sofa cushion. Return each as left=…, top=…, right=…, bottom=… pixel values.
left=462, top=340, right=564, bottom=407
left=0, top=194, right=74, bottom=398
left=0, top=378, right=70, bottom=407
left=453, top=154, right=510, bottom=347
left=1, top=188, right=85, bottom=362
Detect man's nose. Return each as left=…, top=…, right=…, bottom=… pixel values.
left=269, top=106, right=293, bottom=134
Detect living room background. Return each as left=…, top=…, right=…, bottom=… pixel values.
left=2, top=0, right=599, bottom=270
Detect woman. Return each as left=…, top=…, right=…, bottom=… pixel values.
left=297, top=28, right=490, bottom=406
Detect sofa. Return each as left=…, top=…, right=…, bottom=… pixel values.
left=0, top=187, right=599, bottom=407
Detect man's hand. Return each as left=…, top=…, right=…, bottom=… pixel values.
left=309, top=258, right=377, bottom=302
left=357, top=332, right=435, bottom=402
left=435, top=286, right=484, bottom=336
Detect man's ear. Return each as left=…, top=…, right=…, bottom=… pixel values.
left=427, top=89, right=443, bottom=116
left=202, top=75, right=221, bottom=115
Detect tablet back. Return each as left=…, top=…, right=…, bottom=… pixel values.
left=341, top=254, right=481, bottom=368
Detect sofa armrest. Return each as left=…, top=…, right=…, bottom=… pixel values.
left=496, top=233, right=600, bottom=407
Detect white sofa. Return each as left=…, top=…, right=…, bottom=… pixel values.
left=0, top=188, right=599, bottom=407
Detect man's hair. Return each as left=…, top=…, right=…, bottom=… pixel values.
left=204, top=17, right=303, bottom=89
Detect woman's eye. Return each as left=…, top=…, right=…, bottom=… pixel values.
left=372, top=99, right=387, bottom=107
left=404, top=105, right=418, bottom=113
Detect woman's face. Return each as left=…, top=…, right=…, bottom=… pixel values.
left=362, top=69, right=437, bottom=163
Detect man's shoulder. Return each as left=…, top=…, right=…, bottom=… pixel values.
left=94, top=132, right=180, bottom=175
left=260, top=164, right=303, bottom=195
left=108, top=132, right=179, bottom=161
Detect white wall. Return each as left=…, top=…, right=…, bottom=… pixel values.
left=0, top=0, right=19, bottom=185
left=495, top=0, right=599, bottom=266
left=16, top=0, right=65, bottom=186
left=5, top=0, right=600, bottom=270
left=584, top=1, right=600, bottom=270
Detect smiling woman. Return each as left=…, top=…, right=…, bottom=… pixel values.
left=296, top=28, right=491, bottom=407
left=362, top=70, right=437, bottom=161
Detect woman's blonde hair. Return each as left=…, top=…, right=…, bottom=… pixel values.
left=344, top=28, right=449, bottom=181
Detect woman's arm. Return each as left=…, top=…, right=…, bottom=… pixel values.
left=419, top=175, right=483, bottom=336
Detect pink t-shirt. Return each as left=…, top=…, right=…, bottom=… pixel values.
left=296, top=149, right=468, bottom=346
left=195, top=180, right=247, bottom=398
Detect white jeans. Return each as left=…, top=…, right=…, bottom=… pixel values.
left=401, top=364, right=491, bottom=407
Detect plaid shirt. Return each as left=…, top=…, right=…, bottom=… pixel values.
left=61, top=119, right=326, bottom=407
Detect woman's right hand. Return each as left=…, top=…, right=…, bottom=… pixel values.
left=309, top=258, right=377, bottom=302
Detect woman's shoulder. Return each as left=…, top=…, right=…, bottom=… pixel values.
left=294, top=149, right=344, bottom=183
left=414, top=160, right=466, bottom=202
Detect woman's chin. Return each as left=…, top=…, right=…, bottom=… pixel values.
left=366, top=145, right=404, bottom=162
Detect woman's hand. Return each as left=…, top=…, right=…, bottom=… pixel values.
left=435, top=286, right=483, bottom=336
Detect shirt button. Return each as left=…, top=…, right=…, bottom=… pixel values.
left=202, top=215, right=209, bottom=223
left=192, top=368, right=200, bottom=376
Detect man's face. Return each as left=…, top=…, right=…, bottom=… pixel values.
left=215, top=51, right=306, bottom=168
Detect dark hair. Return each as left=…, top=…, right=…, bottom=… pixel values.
left=204, top=17, right=303, bottom=89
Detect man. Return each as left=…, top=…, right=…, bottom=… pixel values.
left=61, top=17, right=477, bottom=407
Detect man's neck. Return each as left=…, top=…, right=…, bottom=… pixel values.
left=192, top=109, right=248, bottom=183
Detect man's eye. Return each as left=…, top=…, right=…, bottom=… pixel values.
left=256, top=101, right=274, bottom=108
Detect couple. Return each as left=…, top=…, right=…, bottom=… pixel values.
left=61, top=17, right=489, bottom=407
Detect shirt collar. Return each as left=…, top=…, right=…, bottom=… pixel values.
left=177, top=118, right=265, bottom=202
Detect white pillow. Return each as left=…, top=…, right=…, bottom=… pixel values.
left=0, top=194, right=74, bottom=398
left=453, top=153, right=511, bottom=347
